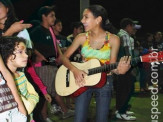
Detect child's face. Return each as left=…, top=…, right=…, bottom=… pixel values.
left=9, top=42, right=28, bottom=68
left=75, top=26, right=84, bottom=35
left=53, top=22, right=62, bottom=33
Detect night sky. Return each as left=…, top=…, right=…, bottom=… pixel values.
left=11, top=0, right=163, bottom=37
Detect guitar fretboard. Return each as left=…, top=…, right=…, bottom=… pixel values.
left=88, top=57, right=141, bottom=75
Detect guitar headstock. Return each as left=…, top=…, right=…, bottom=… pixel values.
left=141, top=51, right=163, bottom=63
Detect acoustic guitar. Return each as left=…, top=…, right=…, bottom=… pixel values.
left=55, top=51, right=163, bottom=97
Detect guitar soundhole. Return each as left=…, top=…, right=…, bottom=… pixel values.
left=66, top=70, right=70, bottom=87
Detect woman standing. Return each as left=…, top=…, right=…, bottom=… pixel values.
left=61, top=5, right=131, bottom=122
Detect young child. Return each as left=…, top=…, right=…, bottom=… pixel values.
left=0, top=55, right=27, bottom=122
left=0, top=36, right=39, bottom=121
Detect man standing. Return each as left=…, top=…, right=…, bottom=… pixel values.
left=115, top=18, right=137, bottom=121
left=30, top=6, right=74, bottom=121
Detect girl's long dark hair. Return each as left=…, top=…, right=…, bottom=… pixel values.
left=87, top=5, right=118, bottom=34
left=0, top=0, right=18, bottom=34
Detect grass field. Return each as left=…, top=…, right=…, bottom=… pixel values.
left=49, top=82, right=163, bottom=122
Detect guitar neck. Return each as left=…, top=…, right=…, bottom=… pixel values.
left=88, top=56, right=141, bottom=75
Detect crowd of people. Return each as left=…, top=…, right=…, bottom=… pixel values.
left=0, top=0, right=163, bottom=122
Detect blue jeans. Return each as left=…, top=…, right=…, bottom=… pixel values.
left=74, top=75, right=113, bottom=122
left=0, top=108, right=27, bottom=122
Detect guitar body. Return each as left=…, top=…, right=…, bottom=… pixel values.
left=55, top=59, right=106, bottom=96
left=55, top=51, right=163, bottom=97
left=72, top=72, right=107, bottom=97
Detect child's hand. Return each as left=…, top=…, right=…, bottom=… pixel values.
left=44, top=93, right=52, bottom=103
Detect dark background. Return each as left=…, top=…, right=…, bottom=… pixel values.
left=11, top=0, right=163, bottom=37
